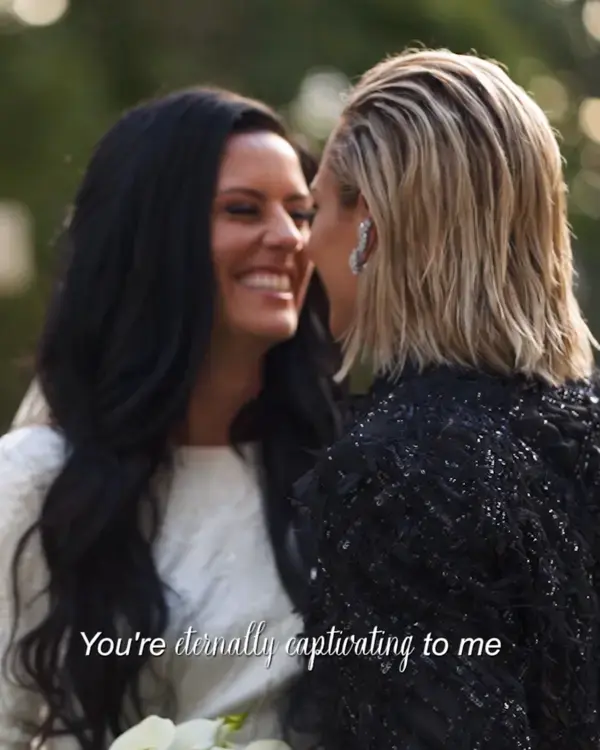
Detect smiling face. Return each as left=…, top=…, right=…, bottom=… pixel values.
left=211, top=131, right=315, bottom=346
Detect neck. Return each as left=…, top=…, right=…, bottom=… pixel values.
left=178, top=335, right=268, bottom=447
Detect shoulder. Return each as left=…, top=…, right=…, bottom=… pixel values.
left=297, top=367, right=600, bottom=553
left=0, top=425, right=66, bottom=522
left=0, top=424, right=66, bottom=476
left=319, top=366, right=600, bottom=483
left=300, top=368, right=516, bottom=497
left=295, top=369, right=546, bottom=556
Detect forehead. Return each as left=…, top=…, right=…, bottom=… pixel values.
left=217, top=131, right=306, bottom=190
left=311, top=163, right=337, bottom=195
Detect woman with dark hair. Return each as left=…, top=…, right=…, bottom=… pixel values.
left=0, top=88, right=341, bottom=749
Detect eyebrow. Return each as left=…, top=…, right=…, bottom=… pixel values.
left=219, top=187, right=311, bottom=202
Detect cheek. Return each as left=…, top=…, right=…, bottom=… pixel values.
left=306, top=212, right=330, bottom=268
left=210, top=222, right=255, bottom=324
left=308, top=212, right=355, bottom=295
left=295, top=255, right=314, bottom=312
left=308, top=212, right=359, bottom=337
left=326, top=272, right=359, bottom=340
left=210, top=221, right=255, bottom=278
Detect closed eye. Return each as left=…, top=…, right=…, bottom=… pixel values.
left=225, top=204, right=260, bottom=217
left=291, top=208, right=316, bottom=226
left=224, top=204, right=315, bottom=226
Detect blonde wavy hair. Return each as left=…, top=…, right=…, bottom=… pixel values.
left=328, top=48, right=596, bottom=385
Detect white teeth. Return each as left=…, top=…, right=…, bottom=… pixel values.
left=239, top=273, right=292, bottom=292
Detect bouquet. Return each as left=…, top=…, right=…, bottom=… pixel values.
left=108, top=713, right=291, bottom=750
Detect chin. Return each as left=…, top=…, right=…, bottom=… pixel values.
left=258, top=325, right=298, bottom=344
left=242, top=314, right=299, bottom=344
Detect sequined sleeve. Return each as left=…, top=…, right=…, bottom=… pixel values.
left=296, top=425, right=537, bottom=750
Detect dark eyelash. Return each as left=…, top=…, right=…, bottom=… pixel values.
left=225, top=205, right=259, bottom=216
left=292, top=209, right=316, bottom=223
left=225, top=205, right=315, bottom=223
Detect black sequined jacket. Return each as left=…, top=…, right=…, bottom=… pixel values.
left=291, top=364, right=600, bottom=750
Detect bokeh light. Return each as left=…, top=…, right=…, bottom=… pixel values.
left=579, top=98, right=600, bottom=144
left=290, top=69, right=351, bottom=140
left=581, top=141, right=600, bottom=170
left=11, top=0, right=68, bottom=27
left=571, top=170, right=600, bottom=219
left=583, top=0, right=600, bottom=41
left=0, top=202, right=34, bottom=296
left=529, top=75, right=570, bottom=122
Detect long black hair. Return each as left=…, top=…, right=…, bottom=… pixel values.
left=6, top=88, right=342, bottom=750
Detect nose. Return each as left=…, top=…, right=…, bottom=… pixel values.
left=264, top=208, right=305, bottom=252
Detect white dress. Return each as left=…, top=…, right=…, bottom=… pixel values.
left=0, top=425, right=303, bottom=749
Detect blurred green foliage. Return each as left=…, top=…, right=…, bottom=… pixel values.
left=1, top=0, right=599, bottom=427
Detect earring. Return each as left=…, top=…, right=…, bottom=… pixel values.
left=349, top=219, right=372, bottom=275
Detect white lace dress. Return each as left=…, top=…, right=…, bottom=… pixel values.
left=0, top=425, right=303, bottom=749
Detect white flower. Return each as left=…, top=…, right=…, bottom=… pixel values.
left=168, top=717, right=227, bottom=750
left=108, top=715, right=176, bottom=750
left=108, top=714, right=292, bottom=750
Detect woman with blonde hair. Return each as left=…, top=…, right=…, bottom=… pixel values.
left=291, top=49, right=600, bottom=749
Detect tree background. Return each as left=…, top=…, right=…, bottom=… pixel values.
left=1, top=0, right=599, bottom=430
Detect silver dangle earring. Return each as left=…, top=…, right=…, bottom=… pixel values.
left=349, top=218, right=373, bottom=275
